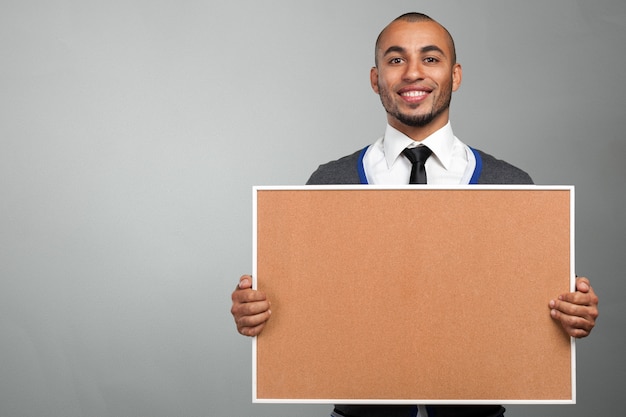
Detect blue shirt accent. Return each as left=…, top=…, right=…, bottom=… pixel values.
left=357, top=146, right=369, bottom=184
left=469, top=147, right=482, bottom=184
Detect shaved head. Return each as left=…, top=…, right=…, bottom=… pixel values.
left=375, top=12, right=457, bottom=66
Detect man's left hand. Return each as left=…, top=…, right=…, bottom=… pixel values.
left=550, top=276, right=599, bottom=338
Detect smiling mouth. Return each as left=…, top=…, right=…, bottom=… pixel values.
left=400, top=90, right=429, bottom=98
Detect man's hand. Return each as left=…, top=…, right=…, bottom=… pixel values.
left=231, top=275, right=271, bottom=337
left=550, top=276, right=599, bottom=338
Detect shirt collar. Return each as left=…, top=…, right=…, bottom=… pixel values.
left=383, top=121, right=456, bottom=170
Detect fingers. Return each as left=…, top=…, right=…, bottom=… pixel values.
left=549, top=306, right=595, bottom=338
left=557, top=277, right=598, bottom=308
left=554, top=290, right=594, bottom=308
left=236, top=310, right=271, bottom=337
left=549, top=276, right=599, bottom=338
left=232, top=286, right=266, bottom=304
left=231, top=275, right=271, bottom=337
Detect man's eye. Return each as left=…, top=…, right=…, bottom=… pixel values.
left=424, top=57, right=439, bottom=63
left=389, top=57, right=403, bottom=64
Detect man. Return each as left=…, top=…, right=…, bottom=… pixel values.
left=231, top=12, right=599, bottom=417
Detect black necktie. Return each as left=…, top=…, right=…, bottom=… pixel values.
left=402, top=146, right=433, bottom=184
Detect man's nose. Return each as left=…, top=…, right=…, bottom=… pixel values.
left=403, top=60, right=424, bottom=82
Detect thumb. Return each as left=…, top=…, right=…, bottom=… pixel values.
left=237, top=275, right=253, bottom=290
left=575, top=277, right=590, bottom=293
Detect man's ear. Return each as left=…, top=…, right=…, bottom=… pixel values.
left=452, top=63, right=462, bottom=92
left=370, top=66, right=380, bottom=94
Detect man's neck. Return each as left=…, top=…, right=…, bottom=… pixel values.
left=387, top=115, right=450, bottom=142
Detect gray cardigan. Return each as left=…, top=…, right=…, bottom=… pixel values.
left=306, top=146, right=532, bottom=417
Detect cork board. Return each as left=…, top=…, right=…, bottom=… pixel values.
left=253, top=186, right=575, bottom=404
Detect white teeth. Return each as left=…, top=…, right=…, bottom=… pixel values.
left=401, top=90, right=428, bottom=97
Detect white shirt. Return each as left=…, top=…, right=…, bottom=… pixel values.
left=362, top=122, right=476, bottom=185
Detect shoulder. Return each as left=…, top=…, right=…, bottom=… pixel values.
left=306, top=148, right=365, bottom=185
left=474, top=148, right=534, bottom=184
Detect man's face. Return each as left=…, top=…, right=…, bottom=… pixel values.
left=370, top=20, right=462, bottom=138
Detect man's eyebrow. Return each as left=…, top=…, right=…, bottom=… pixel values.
left=382, top=45, right=407, bottom=57
left=382, top=44, right=447, bottom=57
left=420, top=45, right=446, bottom=56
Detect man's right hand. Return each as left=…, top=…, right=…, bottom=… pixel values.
left=230, top=275, right=271, bottom=337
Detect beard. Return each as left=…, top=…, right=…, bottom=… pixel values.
left=377, top=81, right=452, bottom=128
left=391, top=109, right=445, bottom=127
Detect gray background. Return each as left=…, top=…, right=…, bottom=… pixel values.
left=1, top=1, right=624, bottom=416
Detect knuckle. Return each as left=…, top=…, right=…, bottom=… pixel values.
left=576, top=327, right=590, bottom=338
left=561, top=315, right=575, bottom=327
left=561, top=314, right=579, bottom=328
left=230, top=304, right=240, bottom=317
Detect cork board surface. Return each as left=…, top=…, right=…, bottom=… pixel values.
left=253, top=186, right=574, bottom=403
